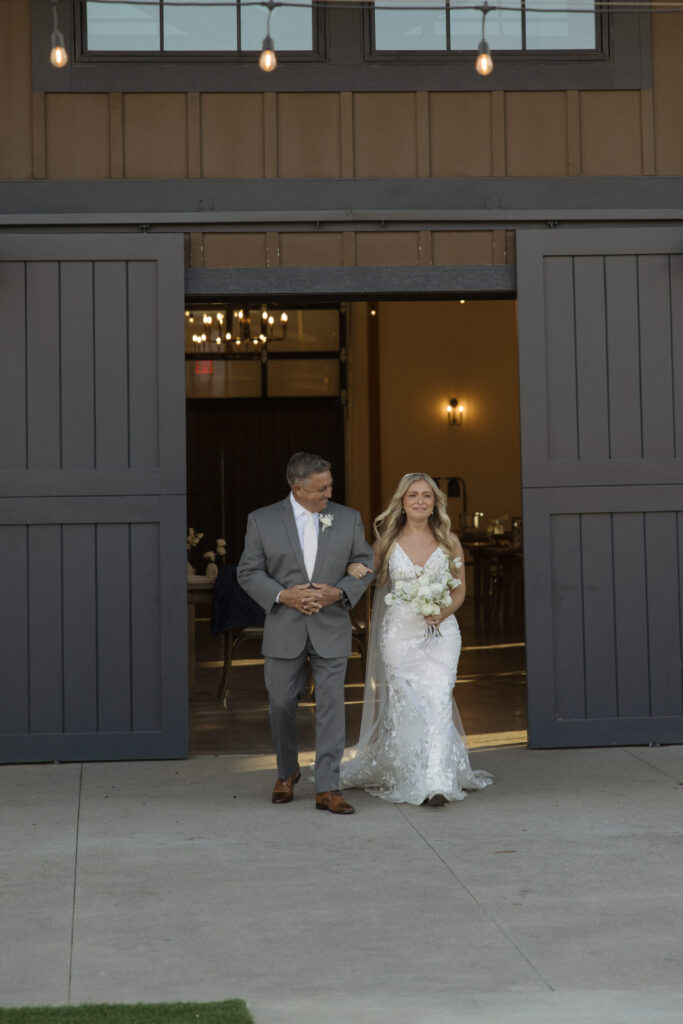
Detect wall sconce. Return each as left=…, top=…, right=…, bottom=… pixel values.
left=447, top=398, right=464, bottom=427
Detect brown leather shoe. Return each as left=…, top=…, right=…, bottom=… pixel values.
left=272, top=767, right=301, bottom=804
left=315, top=790, right=355, bottom=815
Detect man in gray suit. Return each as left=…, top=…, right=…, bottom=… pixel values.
left=237, top=452, right=374, bottom=814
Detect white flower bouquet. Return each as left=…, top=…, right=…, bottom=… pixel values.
left=386, top=558, right=462, bottom=638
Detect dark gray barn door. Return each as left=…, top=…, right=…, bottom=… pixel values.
left=518, top=228, right=683, bottom=747
left=0, top=235, right=187, bottom=762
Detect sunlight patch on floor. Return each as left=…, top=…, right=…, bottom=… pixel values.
left=467, top=730, right=528, bottom=750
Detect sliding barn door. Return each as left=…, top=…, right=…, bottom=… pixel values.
left=0, top=235, right=187, bottom=762
left=518, top=227, right=683, bottom=747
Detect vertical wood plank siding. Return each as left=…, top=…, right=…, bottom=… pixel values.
left=519, top=229, right=683, bottom=746
left=547, top=510, right=683, bottom=726
left=0, top=236, right=187, bottom=762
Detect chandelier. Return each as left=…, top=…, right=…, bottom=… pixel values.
left=185, top=305, right=288, bottom=352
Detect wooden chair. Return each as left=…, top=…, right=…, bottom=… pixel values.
left=211, top=565, right=266, bottom=708
left=217, top=624, right=264, bottom=708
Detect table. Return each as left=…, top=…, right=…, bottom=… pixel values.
left=464, top=543, right=524, bottom=629
left=187, top=576, right=214, bottom=690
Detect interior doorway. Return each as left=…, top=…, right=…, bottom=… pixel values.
left=186, top=297, right=527, bottom=757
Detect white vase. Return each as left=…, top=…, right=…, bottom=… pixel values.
left=205, top=561, right=218, bottom=580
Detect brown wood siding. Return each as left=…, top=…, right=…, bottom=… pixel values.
left=652, top=14, right=683, bottom=174
left=278, top=232, right=345, bottom=267
left=46, top=95, right=111, bottom=179
left=579, top=92, right=643, bottom=176
left=353, top=93, right=418, bottom=178
left=202, top=233, right=268, bottom=268
left=4, top=8, right=683, bottom=182
left=123, top=94, right=188, bottom=178
left=277, top=94, right=342, bottom=178
left=428, top=93, right=493, bottom=177
left=504, top=93, right=569, bottom=177
left=355, top=232, right=420, bottom=266
left=200, top=94, right=265, bottom=178
left=0, top=0, right=33, bottom=178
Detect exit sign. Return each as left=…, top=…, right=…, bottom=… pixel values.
left=194, top=361, right=214, bottom=375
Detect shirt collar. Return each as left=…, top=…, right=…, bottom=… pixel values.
left=290, top=492, right=315, bottom=519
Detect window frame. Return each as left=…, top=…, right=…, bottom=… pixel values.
left=31, top=0, right=651, bottom=92
left=367, top=1, right=606, bottom=62
left=183, top=300, right=347, bottom=401
left=78, top=0, right=325, bottom=63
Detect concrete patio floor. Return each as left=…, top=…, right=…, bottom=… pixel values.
left=2, top=744, right=683, bottom=1023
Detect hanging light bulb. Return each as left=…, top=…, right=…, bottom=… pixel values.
left=475, top=40, right=493, bottom=76
left=259, top=2, right=278, bottom=72
left=49, top=0, right=69, bottom=67
left=474, top=3, right=494, bottom=76
left=259, top=35, right=277, bottom=72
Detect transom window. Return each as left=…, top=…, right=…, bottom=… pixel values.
left=373, top=0, right=598, bottom=53
left=84, top=0, right=314, bottom=53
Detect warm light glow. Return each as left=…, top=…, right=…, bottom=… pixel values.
left=447, top=396, right=464, bottom=426
left=280, top=312, right=288, bottom=322
left=475, top=43, right=493, bottom=76
left=50, top=40, right=68, bottom=68
left=262, top=310, right=268, bottom=320
left=252, top=338, right=259, bottom=345
left=459, top=299, right=466, bottom=304
left=370, top=307, right=377, bottom=317
left=259, top=37, right=277, bottom=72
left=268, top=315, right=275, bottom=325
left=226, top=332, right=232, bottom=341
left=185, top=310, right=190, bottom=318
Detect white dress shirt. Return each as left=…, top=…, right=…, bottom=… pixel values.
left=274, top=494, right=319, bottom=603
left=290, top=492, right=320, bottom=548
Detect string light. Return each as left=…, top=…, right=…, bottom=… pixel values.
left=31, top=0, right=683, bottom=79
left=475, top=2, right=494, bottom=75
left=259, top=0, right=279, bottom=71
left=49, top=0, right=68, bottom=67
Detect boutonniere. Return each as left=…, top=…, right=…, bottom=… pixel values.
left=319, top=513, right=334, bottom=531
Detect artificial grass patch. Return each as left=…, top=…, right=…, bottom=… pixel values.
left=0, top=1001, right=254, bottom=1024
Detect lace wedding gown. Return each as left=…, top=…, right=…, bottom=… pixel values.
left=341, top=543, right=493, bottom=804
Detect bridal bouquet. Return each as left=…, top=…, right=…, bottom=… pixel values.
left=386, top=560, right=461, bottom=639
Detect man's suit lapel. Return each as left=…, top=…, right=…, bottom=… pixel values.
left=279, top=497, right=309, bottom=579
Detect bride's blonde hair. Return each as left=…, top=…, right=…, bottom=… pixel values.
left=373, top=472, right=458, bottom=586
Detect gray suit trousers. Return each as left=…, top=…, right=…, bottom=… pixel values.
left=264, top=641, right=348, bottom=793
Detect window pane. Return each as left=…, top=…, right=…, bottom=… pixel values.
left=185, top=360, right=261, bottom=398
left=526, top=0, right=596, bottom=49
left=276, top=310, right=340, bottom=353
left=374, top=0, right=447, bottom=51
left=164, top=0, right=237, bottom=50
left=268, top=359, right=339, bottom=397
left=86, top=1, right=160, bottom=50
left=240, top=3, right=313, bottom=51
left=450, top=3, right=522, bottom=50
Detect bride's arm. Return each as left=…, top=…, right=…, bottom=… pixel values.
left=431, top=534, right=466, bottom=625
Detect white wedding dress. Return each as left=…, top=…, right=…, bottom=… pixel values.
left=341, top=543, right=493, bottom=804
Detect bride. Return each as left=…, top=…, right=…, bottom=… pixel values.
left=341, top=473, right=493, bottom=807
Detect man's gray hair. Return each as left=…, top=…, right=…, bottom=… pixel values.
left=286, top=452, right=332, bottom=488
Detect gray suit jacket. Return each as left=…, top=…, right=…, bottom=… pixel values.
left=236, top=498, right=374, bottom=659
